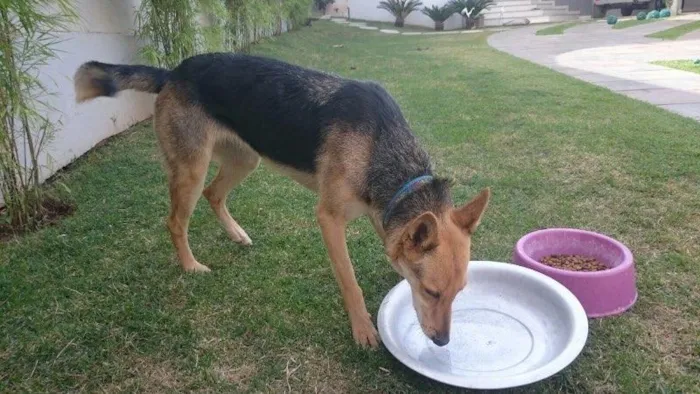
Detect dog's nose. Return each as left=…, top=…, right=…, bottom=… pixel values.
left=431, top=333, right=450, bottom=347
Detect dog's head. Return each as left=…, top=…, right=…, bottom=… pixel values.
left=388, top=188, right=490, bottom=346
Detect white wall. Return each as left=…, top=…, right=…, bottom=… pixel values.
left=34, top=0, right=155, bottom=185
left=4, top=1, right=299, bottom=207
left=348, top=0, right=464, bottom=30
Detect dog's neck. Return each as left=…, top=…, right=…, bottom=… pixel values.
left=382, top=175, right=434, bottom=228
left=362, top=127, right=452, bottom=238
left=380, top=178, right=451, bottom=231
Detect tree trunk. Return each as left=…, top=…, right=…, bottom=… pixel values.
left=394, top=17, right=404, bottom=27
left=464, top=17, right=475, bottom=30
left=435, top=21, right=444, bottom=31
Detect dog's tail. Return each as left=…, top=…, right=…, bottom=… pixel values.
left=74, top=61, right=171, bottom=103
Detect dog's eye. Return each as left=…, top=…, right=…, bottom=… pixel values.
left=425, top=288, right=440, bottom=299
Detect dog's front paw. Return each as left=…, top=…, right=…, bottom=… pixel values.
left=183, top=260, right=211, bottom=273
left=351, top=315, right=380, bottom=349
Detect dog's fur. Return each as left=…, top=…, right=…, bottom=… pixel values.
left=74, top=54, right=490, bottom=348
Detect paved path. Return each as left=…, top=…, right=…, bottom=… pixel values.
left=488, top=17, right=700, bottom=121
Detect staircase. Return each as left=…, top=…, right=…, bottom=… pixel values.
left=482, top=0, right=581, bottom=27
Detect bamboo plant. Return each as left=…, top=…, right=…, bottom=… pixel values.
left=0, top=0, right=76, bottom=230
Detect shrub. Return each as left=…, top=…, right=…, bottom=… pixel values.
left=422, top=4, right=453, bottom=30
left=0, top=0, right=77, bottom=231
left=136, top=0, right=313, bottom=68
left=377, top=0, right=424, bottom=27
left=448, top=0, right=494, bottom=29
left=637, top=11, right=647, bottom=20
left=449, top=0, right=494, bottom=19
left=314, top=0, right=335, bottom=13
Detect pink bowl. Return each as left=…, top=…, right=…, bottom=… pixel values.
left=513, top=228, right=637, bottom=318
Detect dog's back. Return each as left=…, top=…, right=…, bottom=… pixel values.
left=76, top=54, right=427, bottom=177
left=171, top=54, right=338, bottom=172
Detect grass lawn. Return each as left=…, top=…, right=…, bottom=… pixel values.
left=653, top=59, right=700, bottom=75
left=647, top=20, right=700, bottom=39
left=613, top=18, right=657, bottom=29
left=536, top=22, right=581, bottom=35
left=2, top=21, right=700, bottom=392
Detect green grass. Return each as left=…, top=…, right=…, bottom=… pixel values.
left=536, top=21, right=581, bottom=35
left=2, top=21, right=700, bottom=392
left=653, top=59, right=700, bottom=75
left=613, top=18, right=657, bottom=29
left=647, top=20, right=700, bottom=39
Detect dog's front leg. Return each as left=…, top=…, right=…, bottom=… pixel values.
left=316, top=206, right=379, bottom=348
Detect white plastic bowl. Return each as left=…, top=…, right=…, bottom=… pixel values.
left=378, top=261, right=588, bottom=390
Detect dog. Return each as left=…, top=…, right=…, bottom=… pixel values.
left=74, top=53, right=490, bottom=348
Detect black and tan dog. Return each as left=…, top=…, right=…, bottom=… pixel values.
left=74, top=54, right=490, bottom=348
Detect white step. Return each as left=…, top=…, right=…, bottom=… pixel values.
left=483, top=4, right=566, bottom=13
left=493, top=0, right=557, bottom=6
left=483, top=13, right=579, bottom=26
left=491, top=0, right=539, bottom=5
left=483, top=9, right=578, bottom=19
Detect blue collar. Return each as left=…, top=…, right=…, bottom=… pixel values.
left=382, top=175, right=434, bottom=228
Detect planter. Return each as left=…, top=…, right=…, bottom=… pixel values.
left=462, top=15, right=476, bottom=30
left=461, top=14, right=485, bottom=30
left=475, top=15, right=484, bottom=29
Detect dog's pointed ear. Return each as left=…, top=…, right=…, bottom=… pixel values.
left=401, top=211, right=440, bottom=259
left=452, top=188, right=490, bottom=234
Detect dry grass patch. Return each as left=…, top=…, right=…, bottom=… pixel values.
left=266, top=346, right=354, bottom=393
left=633, top=303, right=700, bottom=384
left=213, top=363, right=257, bottom=388
left=100, top=357, right=185, bottom=393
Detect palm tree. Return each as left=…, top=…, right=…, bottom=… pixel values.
left=421, top=5, right=453, bottom=31
left=448, top=0, right=494, bottom=29
left=378, top=0, right=424, bottom=28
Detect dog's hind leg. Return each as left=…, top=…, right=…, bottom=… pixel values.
left=165, top=153, right=211, bottom=272
left=155, top=88, right=213, bottom=272
left=203, top=138, right=260, bottom=245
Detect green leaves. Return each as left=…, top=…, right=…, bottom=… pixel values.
left=448, top=0, right=495, bottom=19
left=0, top=0, right=77, bottom=230
left=377, top=0, right=424, bottom=19
left=135, top=0, right=314, bottom=68
left=421, top=5, right=453, bottom=22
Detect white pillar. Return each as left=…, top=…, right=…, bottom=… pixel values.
left=670, top=0, right=681, bottom=15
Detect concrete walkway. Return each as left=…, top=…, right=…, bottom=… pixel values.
left=488, top=16, right=700, bottom=121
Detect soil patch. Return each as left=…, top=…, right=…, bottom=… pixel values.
left=0, top=197, right=75, bottom=242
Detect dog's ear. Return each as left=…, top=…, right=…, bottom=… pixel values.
left=401, top=211, right=440, bottom=260
left=452, top=188, right=490, bottom=234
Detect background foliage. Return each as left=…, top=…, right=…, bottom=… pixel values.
left=0, top=0, right=77, bottom=231
left=136, top=0, right=313, bottom=68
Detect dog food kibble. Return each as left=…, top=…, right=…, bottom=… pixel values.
left=540, top=254, right=608, bottom=272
